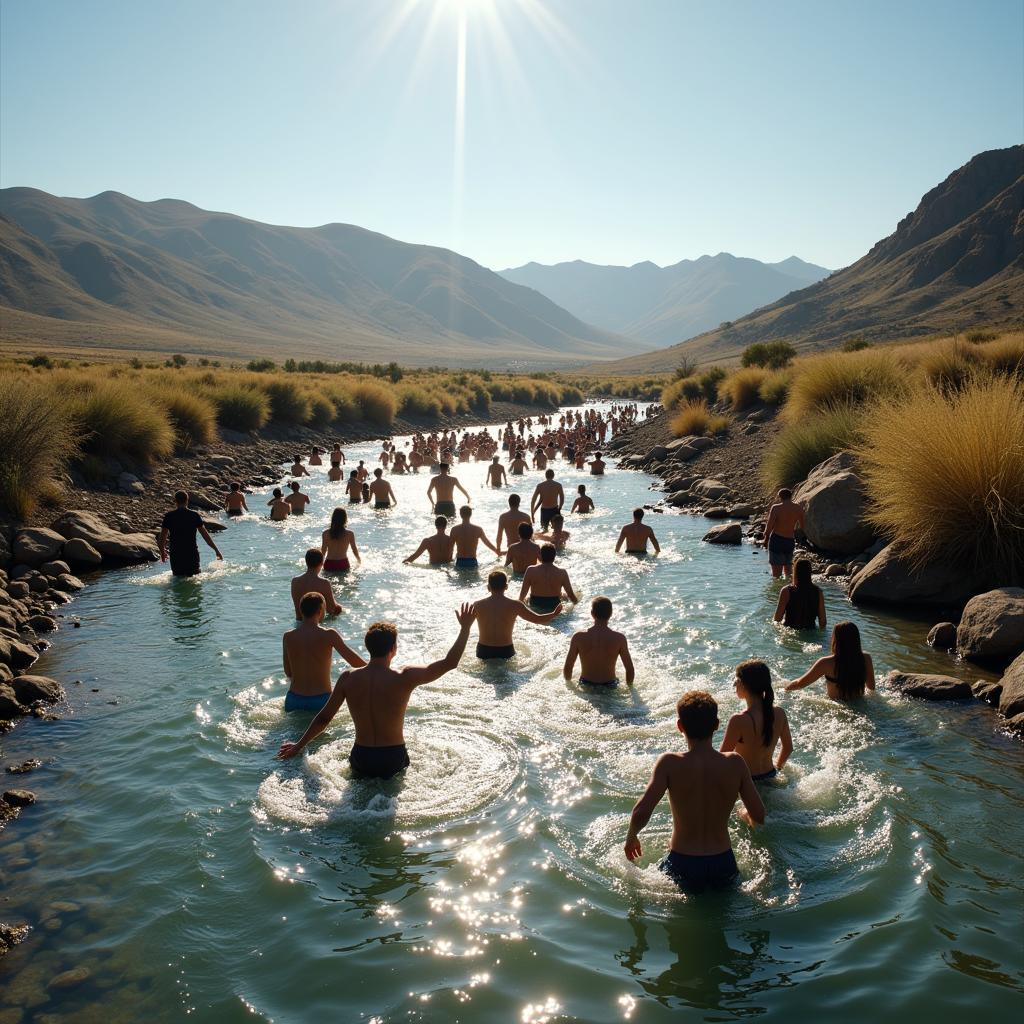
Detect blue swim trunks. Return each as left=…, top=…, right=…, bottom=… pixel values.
left=284, top=690, right=331, bottom=713
left=455, top=556, right=479, bottom=569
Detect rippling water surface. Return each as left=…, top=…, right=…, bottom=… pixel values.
left=2, top=403, right=1022, bottom=1023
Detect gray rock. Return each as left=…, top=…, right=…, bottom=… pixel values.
left=118, top=471, right=141, bottom=493
left=39, top=559, right=71, bottom=578
left=48, top=966, right=91, bottom=990
left=207, top=454, right=236, bottom=468
left=62, top=537, right=102, bottom=566
left=689, top=436, right=716, bottom=451
left=9, top=564, right=34, bottom=580
left=849, top=544, right=991, bottom=608
left=742, top=423, right=760, bottom=435
left=971, top=680, right=1003, bottom=705
left=693, top=479, right=730, bottom=500
left=0, top=636, right=37, bottom=671
left=12, top=528, right=65, bottom=567
left=51, top=510, right=158, bottom=565
left=956, top=588, right=1024, bottom=665
left=997, top=651, right=1024, bottom=718
left=27, top=575, right=49, bottom=594
left=885, top=671, right=973, bottom=700
left=6, top=581, right=29, bottom=600
left=927, top=622, right=958, bottom=650
left=824, top=564, right=847, bottom=577
left=2, top=789, right=36, bottom=807
left=667, top=492, right=695, bottom=507
left=27, top=615, right=56, bottom=633
left=52, top=574, right=85, bottom=593
left=647, top=445, right=670, bottom=463
left=0, top=683, right=26, bottom=718
left=793, top=452, right=874, bottom=554
left=11, top=675, right=63, bottom=705
left=704, top=506, right=729, bottom=519
left=703, top=523, right=743, bottom=545
left=727, top=504, right=755, bottom=518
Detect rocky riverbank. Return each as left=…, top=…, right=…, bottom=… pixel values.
left=609, top=407, right=1024, bottom=739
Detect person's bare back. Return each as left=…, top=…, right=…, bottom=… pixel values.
left=283, top=620, right=362, bottom=698
left=564, top=601, right=634, bottom=686
left=290, top=570, right=340, bottom=618
left=505, top=538, right=541, bottom=573
left=496, top=508, right=530, bottom=550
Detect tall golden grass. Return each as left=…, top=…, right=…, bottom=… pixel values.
left=855, top=375, right=1024, bottom=578
left=718, top=367, right=768, bottom=410
left=782, top=348, right=908, bottom=420
left=671, top=399, right=731, bottom=438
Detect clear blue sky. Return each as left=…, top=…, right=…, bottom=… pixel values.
left=2, top=0, right=1021, bottom=272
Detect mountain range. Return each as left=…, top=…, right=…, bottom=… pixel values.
left=0, top=189, right=640, bottom=366
left=499, top=253, right=831, bottom=347
left=599, top=145, right=1024, bottom=373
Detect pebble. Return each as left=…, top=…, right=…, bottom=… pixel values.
left=48, top=966, right=92, bottom=989
left=6, top=760, right=42, bottom=774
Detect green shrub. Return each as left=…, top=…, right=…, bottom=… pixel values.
left=247, top=358, right=277, bottom=372
left=841, top=337, right=871, bottom=352
left=856, top=376, right=1024, bottom=578
left=305, top=390, right=336, bottom=429
left=741, top=340, right=796, bottom=369
left=698, top=366, right=726, bottom=402
left=0, top=376, right=78, bottom=518
left=69, top=379, right=175, bottom=463
left=661, top=376, right=702, bottom=409
left=212, top=383, right=270, bottom=432
left=28, top=354, right=53, bottom=368
left=916, top=339, right=982, bottom=394
left=719, top=367, right=768, bottom=409
left=758, top=369, right=792, bottom=405
left=761, top=403, right=863, bottom=491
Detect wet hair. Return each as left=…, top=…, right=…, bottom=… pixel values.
left=439, top=462, right=450, bottom=472
left=488, top=570, right=508, bottom=592
left=594, top=451, right=602, bottom=459
left=591, top=596, right=612, bottom=620
left=736, top=660, right=775, bottom=747
left=329, top=507, right=348, bottom=538
left=374, top=468, right=383, bottom=477
left=509, top=494, right=521, bottom=508
left=831, top=621, right=867, bottom=698
left=230, top=482, right=240, bottom=492
left=676, top=691, right=718, bottom=741
left=577, top=485, right=586, bottom=494
left=304, top=548, right=323, bottom=568
left=460, top=505, right=472, bottom=518
left=779, top=488, right=793, bottom=500
left=540, top=543, right=556, bottom=563
left=545, top=469, right=554, bottom=479
left=434, top=516, right=447, bottom=529
left=289, top=481, right=300, bottom=491
left=175, top=489, right=188, bottom=504
left=633, top=507, right=644, bottom=520
left=785, top=558, right=820, bottom=629
left=365, top=622, right=398, bottom=658
left=517, top=522, right=533, bottom=539
left=299, top=591, right=325, bottom=619
left=350, top=469, right=358, bottom=479
left=273, top=487, right=283, bottom=498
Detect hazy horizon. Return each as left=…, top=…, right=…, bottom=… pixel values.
left=2, top=0, right=1021, bottom=274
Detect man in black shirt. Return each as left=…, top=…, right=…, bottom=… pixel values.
left=159, top=490, right=223, bottom=577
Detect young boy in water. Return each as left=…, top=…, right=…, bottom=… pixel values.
left=625, top=691, right=765, bottom=893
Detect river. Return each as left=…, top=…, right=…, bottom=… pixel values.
left=1, top=402, right=1021, bottom=1023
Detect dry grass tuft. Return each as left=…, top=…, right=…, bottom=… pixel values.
left=719, top=367, right=768, bottom=410
left=783, top=348, right=907, bottom=421
left=761, top=403, right=863, bottom=492
left=671, top=399, right=731, bottom=438
left=855, top=376, right=1024, bottom=578
left=150, top=385, right=217, bottom=450
left=68, top=378, right=175, bottom=463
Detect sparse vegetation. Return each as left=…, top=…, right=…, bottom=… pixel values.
left=718, top=367, right=768, bottom=409
left=841, top=337, right=871, bottom=352
left=67, top=377, right=175, bottom=463
left=741, top=340, right=796, bottom=369
left=758, top=369, right=792, bottom=406
left=761, top=403, right=863, bottom=491
left=150, top=385, right=218, bottom=450
left=782, top=348, right=907, bottom=420
left=671, top=399, right=731, bottom=438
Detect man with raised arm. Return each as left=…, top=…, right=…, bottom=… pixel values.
left=427, top=462, right=471, bottom=518
left=277, top=603, right=476, bottom=777
left=472, top=570, right=561, bottom=660
left=404, top=516, right=456, bottom=566
left=761, top=487, right=805, bottom=579
left=563, top=596, right=634, bottom=688
left=280, top=592, right=365, bottom=713
left=624, top=690, right=765, bottom=894
left=615, top=508, right=661, bottom=555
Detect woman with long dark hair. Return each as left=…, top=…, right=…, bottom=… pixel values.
left=785, top=621, right=875, bottom=700
left=320, top=507, right=360, bottom=572
left=721, top=660, right=793, bottom=781
left=773, top=558, right=826, bottom=629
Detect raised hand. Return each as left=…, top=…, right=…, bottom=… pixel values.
left=455, top=602, right=476, bottom=628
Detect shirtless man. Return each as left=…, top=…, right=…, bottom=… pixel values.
left=290, top=549, right=342, bottom=618
left=290, top=456, right=310, bottom=478
left=345, top=470, right=363, bottom=503
left=589, top=452, right=606, bottom=476
left=268, top=488, right=291, bottom=520
left=571, top=485, right=594, bottom=514
left=285, top=480, right=310, bottom=515
left=530, top=469, right=564, bottom=529
left=279, top=592, right=365, bottom=713
left=495, top=494, right=531, bottom=551
left=225, top=482, right=248, bottom=517
left=328, top=462, right=343, bottom=483
left=404, top=517, right=456, bottom=565
left=472, top=570, right=561, bottom=660
left=533, top=447, right=548, bottom=471
left=427, top=463, right=470, bottom=518
left=536, top=513, right=570, bottom=550
left=505, top=522, right=541, bottom=574
left=563, top=596, right=634, bottom=687
left=485, top=456, right=508, bottom=488
left=308, top=448, right=323, bottom=467
left=368, top=468, right=397, bottom=510
left=616, top=508, right=660, bottom=555
left=624, top=691, right=765, bottom=894
left=450, top=506, right=500, bottom=569
left=509, top=450, right=529, bottom=476
left=356, top=460, right=369, bottom=483
left=329, top=444, right=345, bottom=470
left=519, top=544, right=576, bottom=612
left=762, top=487, right=805, bottom=579
left=277, top=605, right=475, bottom=776
left=410, top=448, right=424, bottom=473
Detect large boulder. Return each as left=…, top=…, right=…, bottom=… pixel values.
left=885, top=671, right=973, bottom=701
left=688, top=437, right=715, bottom=452
left=0, top=683, right=26, bottom=718
left=39, top=560, right=71, bottom=579
left=62, top=537, right=103, bottom=567
left=703, top=523, right=743, bottom=545
left=694, top=479, right=730, bottom=500
left=646, top=445, right=670, bottom=463
left=956, top=588, right=1024, bottom=666
left=927, top=622, right=957, bottom=650
left=998, top=652, right=1024, bottom=718
left=0, top=635, right=38, bottom=671
left=10, top=675, right=63, bottom=705
left=792, top=452, right=874, bottom=555
left=849, top=544, right=990, bottom=608
left=12, top=529, right=65, bottom=567
left=51, top=511, right=158, bottom=565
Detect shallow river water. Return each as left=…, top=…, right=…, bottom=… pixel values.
left=1, top=403, right=1022, bottom=1023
